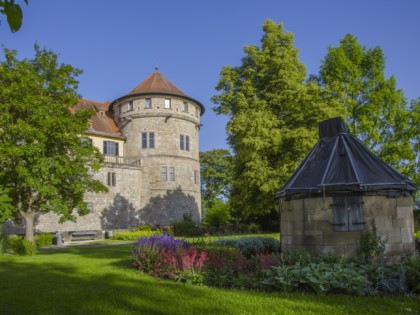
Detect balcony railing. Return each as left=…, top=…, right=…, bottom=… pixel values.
left=103, top=155, right=142, bottom=166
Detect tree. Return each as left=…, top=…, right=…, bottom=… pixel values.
left=202, top=199, right=231, bottom=228
left=0, top=0, right=28, bottom=32
left=0, top=45, right=107, bottom=241
left=312, top=34, right=419, bottom=180
left=211, top=20, right=343, bottom=217
left=406, top=98, right=420, bottom=185
left=200, top=149, right=233, bottom=211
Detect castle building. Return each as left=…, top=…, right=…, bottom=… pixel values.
left=32, top=71, right=204, bottom=234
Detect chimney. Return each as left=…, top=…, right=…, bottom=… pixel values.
left=318, top=117, right=350, bottom=139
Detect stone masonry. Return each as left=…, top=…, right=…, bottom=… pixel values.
left=280, top=195, right=415, bottom=264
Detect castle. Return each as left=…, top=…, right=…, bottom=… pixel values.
left=32, top=71, right=204, bottom=235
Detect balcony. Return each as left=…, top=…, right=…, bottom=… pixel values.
left=103, top=155, right=142, bottom=167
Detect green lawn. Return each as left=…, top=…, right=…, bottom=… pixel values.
left=0, top=244, right=418, bottom=315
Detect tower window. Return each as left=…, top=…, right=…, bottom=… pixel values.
left=180, top=134, right=184, bottom=150
left=165, top=98, right=171, bottom=109
left=161, top=167, right=167, bottom=181
left=180, top=134, right=190, bottom=151
left=149, top=132, right=155, bottom=148
left=103, top=141, right=119, bottom=156
left=128, top=101, right=134, bottom=111
left=145, top=98, right=152, bottom=109
left=169, top=167, right=175, bottom=181
left=194, top=170, right=198, bottom=184
left=142, top=132, right=155, bottom=149
left=183, top=102, right=188, bottom=112
left=107, top=172, right=116, bottom=186
left=142, top=132, right=147, bottom=149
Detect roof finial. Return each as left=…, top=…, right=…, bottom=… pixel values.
left=155, top=64, right=159, bottom=72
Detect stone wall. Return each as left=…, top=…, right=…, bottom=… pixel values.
left=117, top=94, right=202, bottom=224
left=33, top=163, right=142, bottom=233
left=280, top=195, right=415, bottom=263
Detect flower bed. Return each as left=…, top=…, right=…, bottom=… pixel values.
left=132, top=235, right=420, bottom=296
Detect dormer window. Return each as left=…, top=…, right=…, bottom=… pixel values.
left=128, top=101, right=134, bottom=111
left=165, top=98, right=171, bottom=109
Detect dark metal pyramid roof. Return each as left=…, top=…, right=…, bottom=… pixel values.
left=276, top=117, right=417, bottom=198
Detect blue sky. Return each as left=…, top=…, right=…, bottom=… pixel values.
left=1, top=1, right=419, bottom=152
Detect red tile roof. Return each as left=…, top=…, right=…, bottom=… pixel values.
left=128, top=71, right=186, bottom=97
left=77, top=99, right=124, bottom=139
left=108, top=71, right=205, bottom=115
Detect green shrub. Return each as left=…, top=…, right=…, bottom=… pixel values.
left=0, top=224, right=10, bottom=254
left=9, top=236, right=36, bottom=256
left=247, top=223, right=260, bottom=234
left=314, top=252, right=342, bottom=264
left=261, top=264, right=300, bottom=292
left=172, top=213, right=197, bottom=236
left=35, top=233, right=54, bottom=248
left=134, top=224, right=152, bottom=232
left=262, top=261, right=371, bottom=295
left=358, top=219, right=385, bottom=262
left=172, top=220, right=196, bottom=236
left=413, top=209, right=420, bottom=231
left=182, top=227, right=207, bottom=237
left=182, top=212, right=194, bottom=222
left=281, top=249, right=312, bottom=266
left=157, top=225, right=174, bottom=236
left=403, top=256, right=420, bottom=293
left=9, top=235, right=22, bottom=253
left=203, top=200, right=231, bottom=227
left=374, top=266, right=407, bottom=294
left=414, top=231, right=420, bottom=240
left=112, top=230, right=161, bottom=241
left=214, top=236, right=280, bottom=258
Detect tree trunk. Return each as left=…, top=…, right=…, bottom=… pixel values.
left=20, top=210, right=36, bottom=242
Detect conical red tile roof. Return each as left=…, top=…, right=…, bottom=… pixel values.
left=110, top=71, right=205, bottom=114
left=128, top=71, right=186, bottom=97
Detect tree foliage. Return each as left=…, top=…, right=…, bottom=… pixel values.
left=0, top=0, right=27, bottom=32
left=211, top=20, right=343, bottom=217
left=202, top=199, right=231, bottom=228
left=0, top=45, right=107, bottom=241
left=312, top=34, right=419, bottom=181
left=200, top=149, right=233, bottom=210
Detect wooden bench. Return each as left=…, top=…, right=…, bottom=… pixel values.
left=71, top=231, right=97, bottom=241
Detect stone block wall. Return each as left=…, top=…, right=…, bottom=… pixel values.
left=33, top=163, right=142, bottom=233
left=280, top=195, right=415, bottom=263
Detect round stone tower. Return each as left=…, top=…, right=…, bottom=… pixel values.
left=110, top=71, right=204, bottom=225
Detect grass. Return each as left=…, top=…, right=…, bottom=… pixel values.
left=181, top=232, right=280, bottom=244
left=1, top=244, right=419, bottom=315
